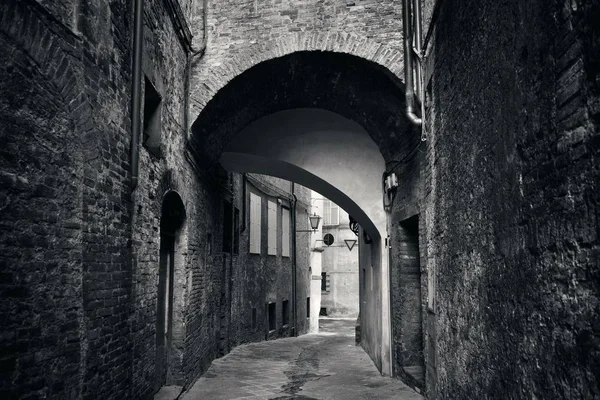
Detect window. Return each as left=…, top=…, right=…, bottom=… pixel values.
left=281, top=207, right=290, bottom=257
left=233, top=207, right=239, bottom=254
left=267, top=302, right=276, bottom=331
left=143, top=77, right=162, bottom=158
left=267, top=199, right=277, bottom=255
left=306, top=297, right=310, bottom=318
left=321, top=272, right=328, bottom=292
left=320, top=307, right=327, bottom=316
left=223, top=202, right=240, bottom=254
left=251, top=308, right=257, bottom=330
left=249, top=193, right=261, bottom=254
left=282, top=300, right=289, bottom=326
left=322, top=199, right=339, bottom=226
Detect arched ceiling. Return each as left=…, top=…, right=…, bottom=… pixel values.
left=190, top=50, right=417, bottom=166
left=221, top=108, right=386, bottom=238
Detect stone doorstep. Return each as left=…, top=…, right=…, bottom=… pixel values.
left=153, top=385, right=183, bottom=400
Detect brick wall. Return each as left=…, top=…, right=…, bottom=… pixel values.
left=0, top=9, right=84, bottom=398
left=0, top=0, right=135, bottom=397
left=423, top=0, right=599, bottom=397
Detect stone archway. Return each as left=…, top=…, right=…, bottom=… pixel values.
left=190, top=33, right=405, bottom=119
left=190, top=50, right=425, bottom=381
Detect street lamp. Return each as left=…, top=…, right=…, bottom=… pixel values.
left=308, top=213, right=321, bottom=231
left=297, top=212, right=322, bottom=233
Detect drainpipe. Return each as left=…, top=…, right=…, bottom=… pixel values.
left=291, top=183, right=298, bottom=338
left=183, top=0, right=209, bottom=141
left=228, top=173, right=234, bottom=353
left=130, top=0, right=144, bottom=190
left=402, top=0, right=423, bottom=126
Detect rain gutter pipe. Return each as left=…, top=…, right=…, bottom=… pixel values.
left=130, top=0, right=144, bottom=190
left=291, top=183, right=298, bottom=338
left=183, top=0, right=209, bottom=144
left=131, top=0, right=209, bottom=192
left=402, top=0, right=423, bottom=126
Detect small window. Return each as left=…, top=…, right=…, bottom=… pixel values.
left=268, top=303, right=276, bottom=331
left=322, top=199, right=339, bottom=226
left=320, top=307, right=327, bottom=316
left=249, top=193, right=261, bottom=254
left=251, top=308, right=257, bottom=330
left=282, top=300, right=289, bottom=326
left=233, top=207, right=239, bottom=254
left=267, top=199, right=277, bottom=255
left=281, top=207, right=291, bottom=257
left=306, top=297, right=310, bottom=318
left=222, top=201, right=239, bottom=254
left=223, top=200, right=232, bottom=253
left=143, top=77, right=162, bottom=158
left=321, top=272, right=328, bottom=292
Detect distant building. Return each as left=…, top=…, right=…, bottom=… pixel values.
left=319, top=199, right=359, bottom=318
left=234, top=174, right=312, bottom=343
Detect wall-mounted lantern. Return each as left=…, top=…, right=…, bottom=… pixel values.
left=297, top=212, right=322, bottom=233
left=308, top=213, right=322, bottom=231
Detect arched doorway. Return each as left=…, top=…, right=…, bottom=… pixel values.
left=190, top=50, right=425, bottom=388
left=156, top=191, right=186, bottom=390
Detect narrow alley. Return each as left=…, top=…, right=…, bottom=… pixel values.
left=1, top=0, right=598, bottom=399
left=180, top=319, right=422, bottom=400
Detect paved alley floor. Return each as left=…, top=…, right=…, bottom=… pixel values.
left=181, top=318, right=423, bottom=400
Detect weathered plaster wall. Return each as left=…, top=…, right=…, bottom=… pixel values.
left=423, top=0, right=600, bottom=398
left=321, top=208, right=360, bottom=318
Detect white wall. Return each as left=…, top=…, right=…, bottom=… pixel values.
left=220, top=108, right=391, bottom=374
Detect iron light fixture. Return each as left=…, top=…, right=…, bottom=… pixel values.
left=308, top=212, right=322, bottom=231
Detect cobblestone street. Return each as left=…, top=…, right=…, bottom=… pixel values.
left=181, top=319, right=423, bottom=400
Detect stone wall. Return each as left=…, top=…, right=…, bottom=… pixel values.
left=423, top=0, right=599, bottom=397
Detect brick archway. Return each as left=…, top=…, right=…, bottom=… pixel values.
left=191, top=32, right=405, bottom=118
left=189, top=44, right=421, bottom=381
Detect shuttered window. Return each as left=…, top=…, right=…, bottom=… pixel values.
left=322, top=199, right=339, bottom=226
left=267, top=199, right=277, bottom=255
left=249, top=193, right=261, bottom=254
left=282, top=207, right=290, bottom=257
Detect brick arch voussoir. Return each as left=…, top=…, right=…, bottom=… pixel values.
left=156, top=169, right=190, bottom=219
left=195, top=31, right=405, bottom=116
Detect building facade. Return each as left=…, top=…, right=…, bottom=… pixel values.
left=320, top=199, right=359, bottom=318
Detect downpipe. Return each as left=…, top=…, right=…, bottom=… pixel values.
left=402, top=0, right=423, bottom=127
left=131, top=0, right=209, bottom=194
left=183, top=0, right=209, bottom=141
left=291, top=183, right=298, bottom=338
left=130, top=0, right=144, bottom=191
